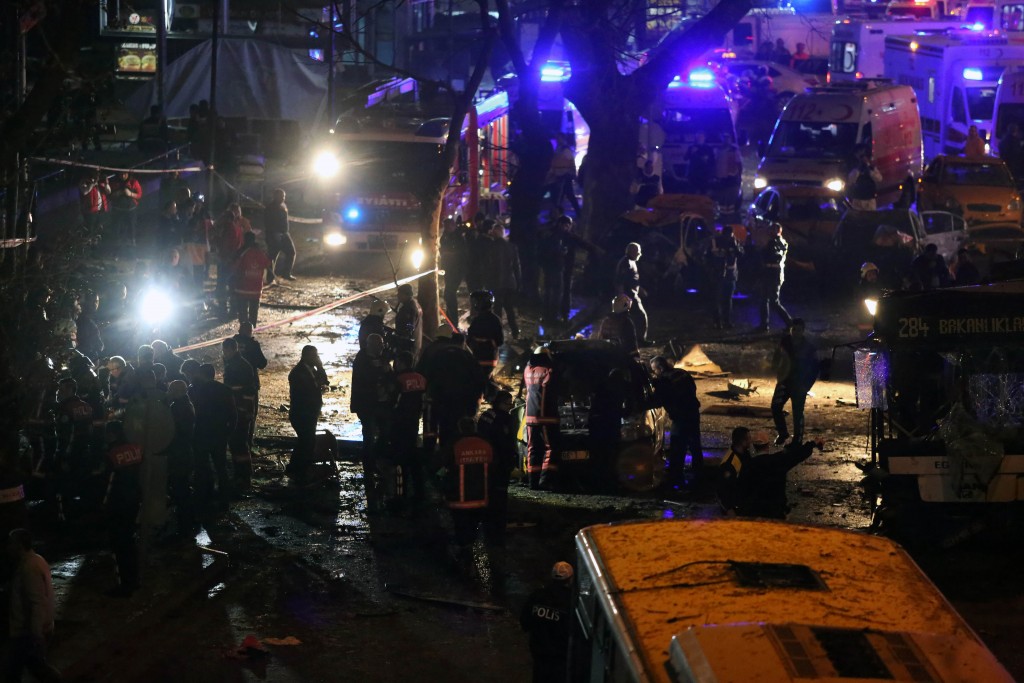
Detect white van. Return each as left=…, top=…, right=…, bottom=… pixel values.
left=992, top=66, right=1024, bottom=155
left=755, top=82, right=923, bottom=204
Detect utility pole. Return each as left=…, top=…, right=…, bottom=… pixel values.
left=208, top=0, right=219, bottom=203
left=327, top=3, right=335, bottom=127
left=156, top=0, right=167, bottom=115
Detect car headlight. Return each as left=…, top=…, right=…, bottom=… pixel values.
left=140, top=288, right=173, bottom=326
left=825, top=178, right=845, bottom=192
left=753, top=176, right=768, bottom=190
left=324, top=231, right=346, bottom=247
left=1010, top=199, right=1021, bottom=211
left=312, top=150, right=340, bottom=179
left=411, top=246, right=426, bottom=270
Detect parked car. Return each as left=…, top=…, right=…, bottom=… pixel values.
left=513, top=340, right=669, bottom=493
left=710, top=59, right=822, bottom=99
left=962, top=222, right=1024, bottom=279
left=745, top=185, right=844, bottom=255
left=917, top=155, right=1022, bottom=226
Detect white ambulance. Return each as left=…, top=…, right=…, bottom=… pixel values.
left=829, top=17, right=963, bottom=82
left=755, top=82, right=922, bottom=204
left=884, top=31, right=1024, bottom=159
left=992, top=66, right=1024, bottom=154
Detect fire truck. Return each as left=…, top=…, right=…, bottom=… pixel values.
left=884, top=31, right=1024, bottom=159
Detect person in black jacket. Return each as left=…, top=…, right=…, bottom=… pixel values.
left=166, top=380, right=196, bottom=536
left=651, top=356, right=703, bottom=491
left=350, top=335, right=395, bottom=476
left=394, top=284, right=422, bottom=361
left=718, top=426, right=819, bottom=518
left=440, top=218, right=467, bottom=320
left=104, top=421, right=142, bottom=597
left=288, top=345, right=329, bottom=485
left=478, top=390, right=517, bottom=544
left=264, top=188, right=296, bottom=281
left=770, top=319, right=819, bottom=446
left=484, top=223, right=521, bottom=339
left=758, top=223, right=792, bottom=333
left=222, top=338, right=256, bottom=489
left=233, top=321, right=268, bottom=449
left=419, top=333, right=481, bottom=449
left=192, top=363, right=236, bottom=507
left=467, top=291, right=504, bottom=399
left=520, top=561, right=574, bottom=683
left=391, top=351, right=426, bottom=507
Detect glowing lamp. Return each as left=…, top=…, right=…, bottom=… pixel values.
left=345, top=207, right=360, bottom=221
left=312, top=150, right=340, bottom=178
left=963, top=67, right=983, bottom=81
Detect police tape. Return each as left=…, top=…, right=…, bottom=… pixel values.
left=29, top=157, right=204, bottom=174
left=172, top=268, right=439, bottom=354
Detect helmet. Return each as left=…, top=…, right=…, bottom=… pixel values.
left=470, top=290, right=494, bottom=311
left=551, top=561, right=574, bottom=581
left=370, top=300, right=388, bottom=317
left=860, top=262, right=879, bottom=279
left=612, top=294, right=633, bottom=314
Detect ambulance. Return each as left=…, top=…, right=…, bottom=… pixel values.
left=992, top=65, right=1024, bottom=154
left=569, top=519, right=1013, bottom=682
left=755, top=82, right=922, bottom=205
left=884, top=31, right=1024, bottom=159
left=829, top=17, right=963, bottom=83
left=722, top=7, right=836, bottom=59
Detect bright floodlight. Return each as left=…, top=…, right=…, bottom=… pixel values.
left=864, top=298, right=878, bottom=317
left=324, top=231, right=346, bottom=247
left=540, top=61, right=571, bottom=82
left=411, top=246, right=426, bottom=270
left=825, top=178, right=845, bottom=192
left=963, top=67, right=983, bottom=81
left=140, top=288, right=173, bottom=326
left=313, top=150, right=341, bottom=178
left=754, top=177, right=768, bottom=189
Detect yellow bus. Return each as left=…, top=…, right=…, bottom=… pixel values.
left=570, top=519, right=1012, bottom=682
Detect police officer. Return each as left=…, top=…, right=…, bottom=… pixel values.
left=467, top=290, right=504, bottom=398
left=520, top=561, right=574, bottom=683
left=595, top=294, right=639, bottom=356
left=759, top=222, right=792, bottom=333
left=391, top=351, right=426, bottom=507
left=614, top=242, right=649, bottom=344
left=166, top=380, right=196, bottom=536
left=222, top=338, right=256, bottom=490
left=192, top=363, right=236, bottom=508
left=394, top=284, right=423, bottom=361
left=103, top=420, right=142, bottom=596
left=358, top=300, right=389, bottom=352
left=650, top=357, right=703, bottom=491
left=524, top=347, right=560, bottom=490
left=707, top=226, right=743, bottom=329
left=478, top=390, right=517, bottom=545
left=444, top=418, right=493, bottom=558
left=718, top=426, right=818, bottom=518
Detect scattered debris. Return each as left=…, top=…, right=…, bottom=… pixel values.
left=727, top=378, right=758, bottom=397
left=835, top=398, right=857, bottom=407
left=675, top=344, right=726, bottom=377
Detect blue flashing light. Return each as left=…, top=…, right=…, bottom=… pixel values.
left=688, top=68, right=716, bottom=87
left=968, top=22, right=986, bottom=31
left=540, top=61, right=571, bottom=82
left=668, top=75, right=683, bottom=89
left=345, top=207, right=360, bottom=221
left=963, top=67, right=984, bottom=81
left=308, top=49, right=324, bottom=62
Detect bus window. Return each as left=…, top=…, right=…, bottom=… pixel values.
left=952, top=87, right=968, bottom=124
left=830, top=41, right=857, bottom=74
left=1001, top=4, right=1024, bottom=30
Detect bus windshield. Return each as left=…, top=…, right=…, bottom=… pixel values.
left=768, top=121, right=859, bottom=159
left=336, top=139, right=445, bottom=191
left=660, top=108, right=735, bottom=145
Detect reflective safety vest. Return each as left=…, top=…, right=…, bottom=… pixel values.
left=447, top=435, right=493, bottom=510
left=0, top=485, right=25, bottom=504
left=107, top=442, right=143, bottom=470
left=524, top=356, right=558, bottom=425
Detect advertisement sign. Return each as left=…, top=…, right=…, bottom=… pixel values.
left=116, top=42, right=157, bottom=75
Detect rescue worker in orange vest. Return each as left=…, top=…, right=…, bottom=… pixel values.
left=524, top=347, right=560, bottom=491
left=230, top=232, right=273, bottom=325
left=103, top=420, right=142, bottom=597
left=520, top=561, right=574, bottom=683
left=443, top=418, right=493, bottom=557
left=391, top=351, right=427, bottom=508
left=478, top=390, right=516, bottom=545
left=466, top=290, right=504, bottom=400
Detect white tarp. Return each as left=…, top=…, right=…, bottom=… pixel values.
left=128, top=38, right=329, bottom=130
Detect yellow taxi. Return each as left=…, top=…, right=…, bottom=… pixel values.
left=917, top=155, right=1021, bottom=226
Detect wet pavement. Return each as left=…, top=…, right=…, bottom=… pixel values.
left=19, top=249, right=1024, bottom=682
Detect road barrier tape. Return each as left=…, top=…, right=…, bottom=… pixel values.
left=29, top=157, right=204, bottom=174
left=172, top=268, right=438, bottom=354
left=212, top=171, right=321, bottom=225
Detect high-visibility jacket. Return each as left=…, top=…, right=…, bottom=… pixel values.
left=231, top=246, right=273, bottom=298
left=524, top=354, right=558, bottom=425
left=446, top=435, right=492, bottom=509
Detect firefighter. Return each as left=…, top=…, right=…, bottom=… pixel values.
left=718, top=426, right=818, bottom=518
left=520, top=561, right=574, bottom=683
left=166, top=380, right=196, bottom=536
left=394, top=284, right=423, bottom=361
left=358, top=299, right=389, bottom=352
left=288, top=345, right=329, bottom=486
left=478, top=390, right=516, bottom=544
left=443, top=418, right=493, bottom=557
left=524, top=347, right=560, bottom=490
left=758, top=222, right=792, bottom=333
left=192, top=363, right=236, bottom=508
left=467, top=290, right=504, bottom=399
left=650, top=356, right=703, bottom=492
left=390, top=351, right=426, bottom=508
left=595, top=294, right=639, bottom=356
left=103, top=420, right=142, bottom=597
left=420, top=333, right=482, bottom=449
left=222, top=338, right=256, bottom=490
